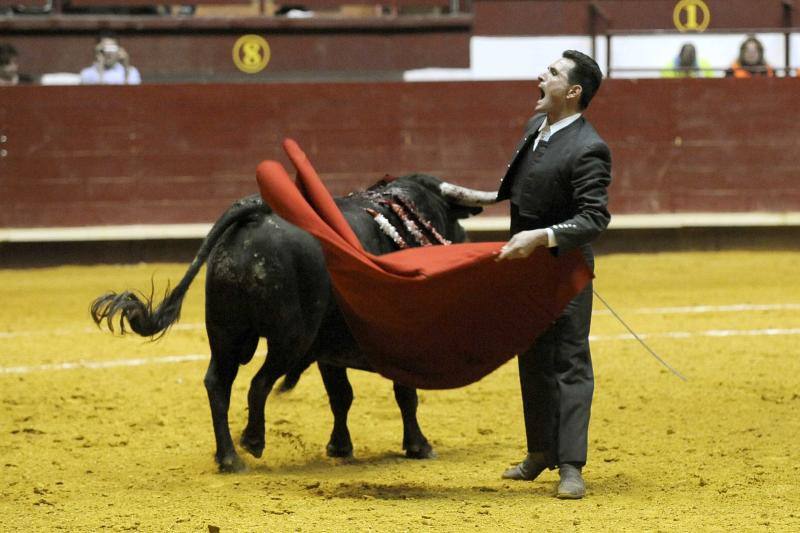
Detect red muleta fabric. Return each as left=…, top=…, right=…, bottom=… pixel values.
left=255, top=139, right=593, bottom=389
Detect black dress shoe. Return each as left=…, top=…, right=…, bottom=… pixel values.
left=501, top=453, right=548, bottom=481
left=557, top=463, right=585, bottom=499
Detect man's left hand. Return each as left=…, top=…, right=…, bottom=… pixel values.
left=496, top=229, right=549, bottom=261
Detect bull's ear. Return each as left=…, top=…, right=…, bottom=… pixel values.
left=452, top=205, right=483, bottom=218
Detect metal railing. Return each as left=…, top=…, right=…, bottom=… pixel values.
left=588, top=0, right=798, bottom=78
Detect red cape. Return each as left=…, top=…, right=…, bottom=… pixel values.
left=255, top=139, right=592, bottom=389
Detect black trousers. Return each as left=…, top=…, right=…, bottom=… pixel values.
left=517, top=253, right=594, bottom=469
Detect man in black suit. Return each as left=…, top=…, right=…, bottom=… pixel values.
left=495, top=50, right=611, bottom=499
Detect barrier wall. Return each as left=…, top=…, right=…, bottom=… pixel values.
left=5, top=0, right=798, bottom=83
left=473, top=0, right=796, bottom=35
left=2, top=78, right=799, bottom=228
left=1, top=16, right=472, bottom=82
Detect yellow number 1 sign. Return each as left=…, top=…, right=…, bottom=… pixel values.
left=233, top=35, right=271, bottom=74
left=673, top=0, right=711, bottom=32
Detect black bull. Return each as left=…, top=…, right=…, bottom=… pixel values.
left=91, top=174, right=482, bottom=472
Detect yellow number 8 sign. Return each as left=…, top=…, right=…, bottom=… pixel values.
left=233, top=35, right=271, bottom=74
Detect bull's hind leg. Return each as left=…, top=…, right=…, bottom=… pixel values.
left=239, top=345, right=297, bottom=459
left=204, top=330, right=258, bottom=473
left=394, top=383, right=435, bottom=459
left=318, top=363, right=354, bottom=458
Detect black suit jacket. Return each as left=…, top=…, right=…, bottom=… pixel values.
left=497, top=113, right=612, bottom=254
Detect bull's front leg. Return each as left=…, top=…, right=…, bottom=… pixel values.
left=318, top=362, right=354, bottom=457
left=393, top=383, right=435, bottom=459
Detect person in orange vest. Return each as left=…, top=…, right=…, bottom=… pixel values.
left=725, top=36, right=774, bottom=78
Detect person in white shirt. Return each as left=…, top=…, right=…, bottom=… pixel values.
left=80, top=34, right=141, bottom=85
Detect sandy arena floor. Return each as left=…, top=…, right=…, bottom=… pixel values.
left=1, top=251, right=799, bottom=531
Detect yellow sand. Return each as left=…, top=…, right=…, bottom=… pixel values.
left=1, top=251, right=799, bottom=531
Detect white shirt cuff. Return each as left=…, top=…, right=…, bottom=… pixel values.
left=545, top=227, right=558, bottom=248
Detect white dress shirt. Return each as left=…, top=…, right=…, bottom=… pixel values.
left=80, top=63, right=142, bottom=85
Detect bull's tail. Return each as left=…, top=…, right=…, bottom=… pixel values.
left=90, top=195, right=268, bottom=338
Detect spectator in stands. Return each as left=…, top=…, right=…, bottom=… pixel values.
left=725, top=36, right=774, bottom=78
left=0, top=43, right=20, bottom=86
left=275, top=5, right=313, bottom=17
left=661, top=43, right=713, bottom=78
left=80, top=33, right=141, bottom=85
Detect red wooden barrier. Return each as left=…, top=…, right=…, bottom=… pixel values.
left=1, top=16, right=472, bottom=81
left=282, top=0, right=449, bottom=6
left=1, top=78, right=799, bottom=228
left=473, top=0, right=798, bottom=35
left=66, top=0, right=250, bottom=4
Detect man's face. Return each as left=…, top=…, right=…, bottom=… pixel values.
left=96, top=38, right=121, bottom=68
left=535, top=57, right=579, bottom=116
left=0, top=57, right=19, bottom=86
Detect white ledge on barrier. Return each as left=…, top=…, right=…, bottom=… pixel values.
left=0, top=224, right=214, bottom=243
left=2, top=213, right=800, bottom=243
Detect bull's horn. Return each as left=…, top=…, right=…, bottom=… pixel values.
left=439, top=182, right=499, bottom=206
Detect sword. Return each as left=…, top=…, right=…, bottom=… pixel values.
left=593, top=290, right=688, bottom=382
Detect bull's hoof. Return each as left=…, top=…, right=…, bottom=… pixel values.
left=240, top=431, right=265, bottom=459
left=326, top=442, right=354, bottom=458
left=405, top=441, right=436, bottom=459
left=218, top=453, right=247, bottom=473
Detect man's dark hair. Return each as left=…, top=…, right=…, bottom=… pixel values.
left=562, top=50, right=603, bottom=110
left=96, top=30, right=119, bottom=43
left=0, top=43, right=18, bottom=67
